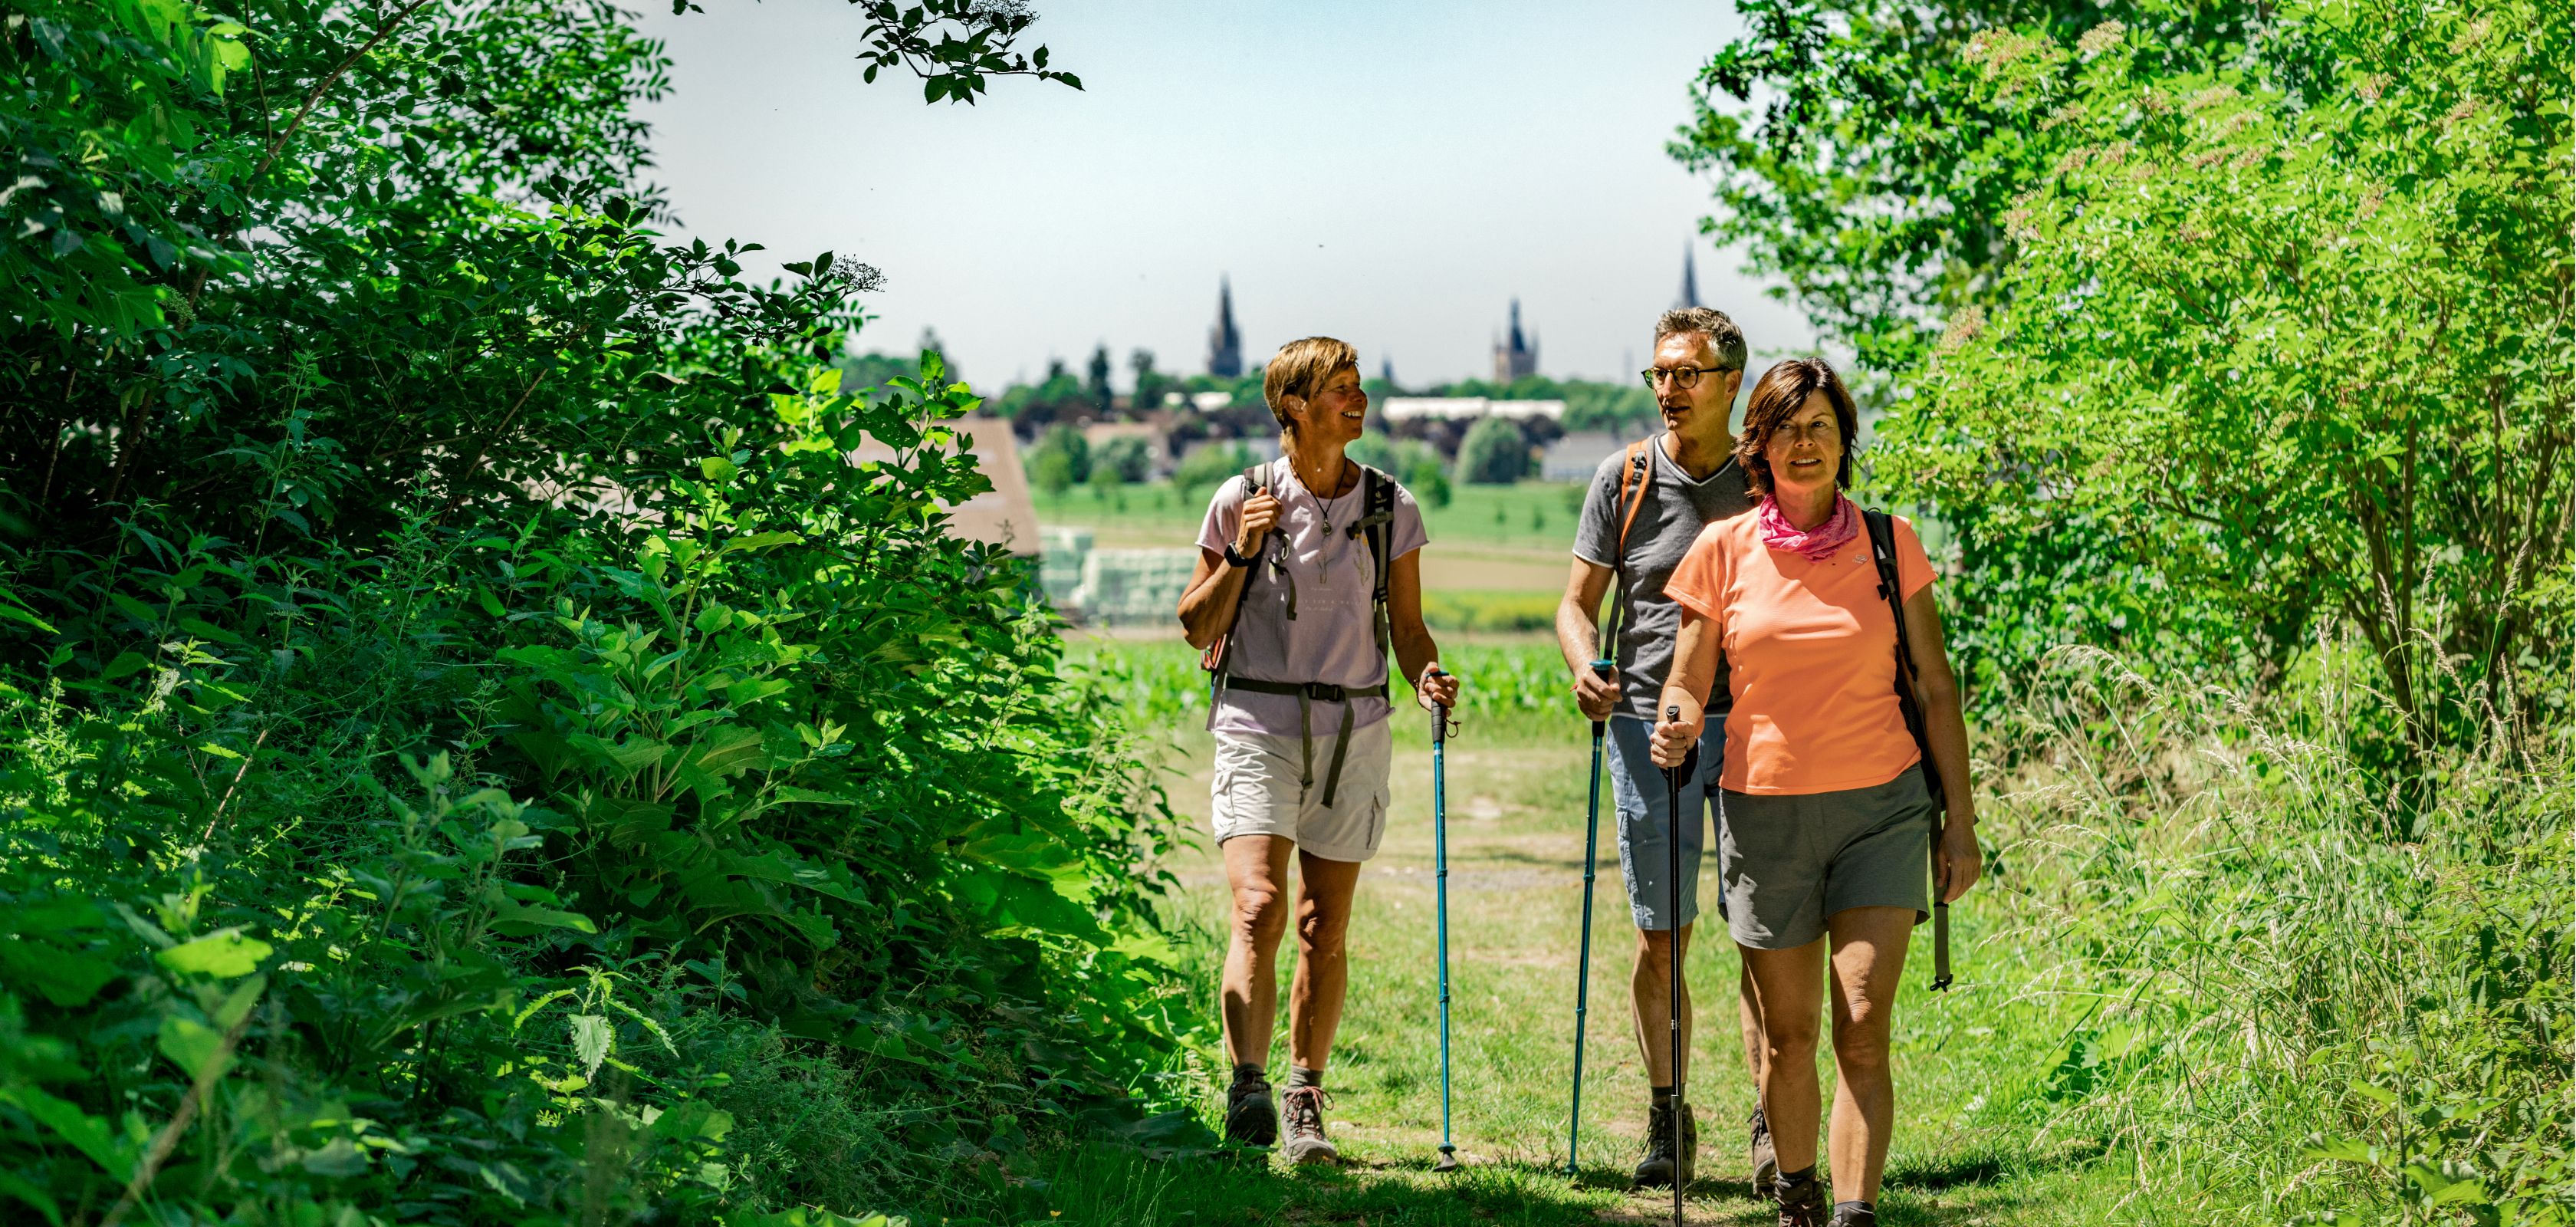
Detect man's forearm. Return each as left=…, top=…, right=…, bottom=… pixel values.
left=1554, top=597, right=1601, bottom=676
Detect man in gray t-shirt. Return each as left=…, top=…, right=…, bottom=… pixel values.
left=1553, top=308, right=1769, bottom=1194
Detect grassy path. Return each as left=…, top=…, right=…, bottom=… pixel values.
left=1073, top=728, right=2147, bottom=1226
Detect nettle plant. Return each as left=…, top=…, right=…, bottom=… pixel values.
left=1874, top=0, right=2572, bottom=754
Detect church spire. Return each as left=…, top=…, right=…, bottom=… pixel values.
left=1677, top=243, right=1702, bottom=310
left=1207, top=276, right=1244, bottom=378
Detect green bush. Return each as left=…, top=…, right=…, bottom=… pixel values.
left=0, top=0, right=1194, bottom=1222
left=1172, top=442, right=1256, bottom=502
left=1456, top=418, right=1531, bottom=485
left=1970, top=644, right=2570, bottom=1224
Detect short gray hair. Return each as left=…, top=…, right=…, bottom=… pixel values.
left=1654, top=308, right=1747, bottom=371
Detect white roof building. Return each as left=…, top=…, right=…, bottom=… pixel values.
left=1542, top=431, right=1628, bottom=482
left=1381, top=396, right=1566, bottom=423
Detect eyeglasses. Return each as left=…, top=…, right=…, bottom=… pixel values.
left=1640, top=365, right=1736, bottom=390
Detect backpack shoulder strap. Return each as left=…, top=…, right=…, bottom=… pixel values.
left=1599, top=439, right=1656, bottom=653
left=1204, top=462, right=1276, bottom=686
left=1357, top=465, right=1396, bottom=659
left=1612, top=439, right=1654, bottom=563
left=1865, top=507, right=1939, bottom=784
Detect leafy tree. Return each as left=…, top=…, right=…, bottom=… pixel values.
left=1096, top=435, right=1153, bottom=483
left=998, top=357, right=1088, bottom=425
left=1081, top=344, right=1112, bottom=417
left=1172, top=441, right=1254, bottom=502
left=1129, top=348, right=1168, bottom=413
left=1030, top=446, right=1077, bottom=498
left=1674, top=0, right=2269, bottom=379
left=1876, top=0, right=2571, bottom=748
left=1457, top=416, right=1531, bottom=485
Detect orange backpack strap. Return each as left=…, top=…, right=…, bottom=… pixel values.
left=1612, top=439, right=1652, bottom=561
left=1600, top=440, right=1655, bottom=655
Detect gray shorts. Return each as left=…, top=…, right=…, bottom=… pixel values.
left=1717, top=769, right=1937, bottom=950
left=1607, top=715, right=1724, bottom=932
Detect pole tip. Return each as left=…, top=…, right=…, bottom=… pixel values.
left=1433, top=1146, right=1461, bottom=1173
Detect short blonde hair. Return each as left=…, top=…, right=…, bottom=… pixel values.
left=1262, top=336, right=1361, bottom=429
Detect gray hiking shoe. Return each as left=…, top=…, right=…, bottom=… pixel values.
left=1827, top=1204, right=1878, bottom=1227
left=1629, top=1099, right=1698, bottom=1189
left=1775, top=1170, right=1826, bottom=1226
left=1224, top=1075, right=1276, bottom=1147
left=1750, top=1106, right=1779, bottom=1200
left=1280, top=1086, right=1339, bottom=1165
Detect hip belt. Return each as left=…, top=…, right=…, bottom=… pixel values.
left=1221, top=678, right=1390, bottom=808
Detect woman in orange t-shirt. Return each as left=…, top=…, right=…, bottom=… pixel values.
left=1649, top=357, right=1980, bottom=1227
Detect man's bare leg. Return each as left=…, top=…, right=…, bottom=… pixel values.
left=1630, top=921, right=1695, bottom=1085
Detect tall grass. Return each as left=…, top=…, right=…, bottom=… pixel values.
left=1975, top=644, right=2569, bottom=1225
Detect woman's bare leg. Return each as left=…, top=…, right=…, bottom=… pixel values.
left=1219, top=834, right=1297, bottom=1071
left=1740, top=938, right=1828, bottom=1172
left=1825, top=906, right=1914, bottom=1203
left=1286, top=850, right=1364, bottom=1069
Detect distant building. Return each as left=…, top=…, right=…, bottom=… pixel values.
left=1677, top=245, right=1702, bottom=310
left=1382, top=396, right=1564, bottom=423
left=1492, top=298, right=1539, bottom=383
left=1542, top=430, right=1625, bottom=482
left=1208, top=276, right=1244, bottom=378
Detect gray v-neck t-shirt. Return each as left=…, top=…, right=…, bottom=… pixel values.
left=1570, top=436, right=1756, bottom=722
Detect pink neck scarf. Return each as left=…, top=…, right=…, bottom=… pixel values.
left=1758, top=493, right=1859, bottom=561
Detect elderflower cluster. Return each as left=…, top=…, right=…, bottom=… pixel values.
left=2076, top=20, right=2127, bottom=58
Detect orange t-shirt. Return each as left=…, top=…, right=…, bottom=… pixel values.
left=1661, top=510, right=1937, bottom=795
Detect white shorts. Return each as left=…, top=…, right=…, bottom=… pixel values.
left=1210, top=721, right=1394, bottom=863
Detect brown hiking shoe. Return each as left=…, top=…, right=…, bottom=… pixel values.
left=1280, top=1086, right=1339, bottom=1165
left=1224, top=1074, right=1276, bottom=1147
left=1750, top=1106, right=1779, bottom=1200
left=1775, top=1170, right=1827, bottom=1226
left=1629, top=1098, right=1698, bottom=1189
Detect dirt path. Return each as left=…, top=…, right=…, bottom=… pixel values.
left=1151, top=731, right=2131, bottom=1225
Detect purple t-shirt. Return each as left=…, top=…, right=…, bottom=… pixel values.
left=1196, top=459, right=1430, bottom=737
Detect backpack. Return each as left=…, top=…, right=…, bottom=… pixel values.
left=1199, top=460, right=1398, bottom=807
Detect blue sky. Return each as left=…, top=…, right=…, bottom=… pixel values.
left=632, top=1, right=1817, bottom=391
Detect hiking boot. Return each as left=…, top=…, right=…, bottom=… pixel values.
left=1224, top=1075, right=1277, bottom=1147
left=1749, top=1106, right=1779, bottom=1200
left=1628, top=1098, right=1698, bottom=1189
left=1280, top=1086, right=1339, bottom=1165
left=1827, top=1204, right=1878, bottom=1227
left=1775, top=1169, right=1827, bottom=1226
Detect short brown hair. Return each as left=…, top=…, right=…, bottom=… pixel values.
left=1735, top=357, right=1860, bottom=498
left=1262, top=337, right=1361, bottom=429
left=1653, top=308, right=1747, bottom=371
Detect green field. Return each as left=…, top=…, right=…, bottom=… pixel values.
left=1041, top=478, right=1589, bottom=636
left=1039, top=476, right=1594, bottom=553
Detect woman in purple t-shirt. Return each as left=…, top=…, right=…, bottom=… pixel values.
left=1178, top=336, right=1459, bottom=1164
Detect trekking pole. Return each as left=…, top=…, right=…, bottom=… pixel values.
left=1931, top=812, right=1953, bottom=991
left=1662, top=704, right=1688, bottom=1225
left=1565, top=660, right=1612, bottom=1179
left=1431, top=668, right=1461, bottom=1173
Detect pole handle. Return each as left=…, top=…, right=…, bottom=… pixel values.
left=1428, top=666, right=1452, bottom=744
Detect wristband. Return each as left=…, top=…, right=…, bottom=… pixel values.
left=1222, top=541, right=1254, bottom=568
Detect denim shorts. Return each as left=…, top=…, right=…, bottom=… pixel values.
left=1716, top=768, right=1937, bottom=950
left=1606, top=715, right=1724, bottom=932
